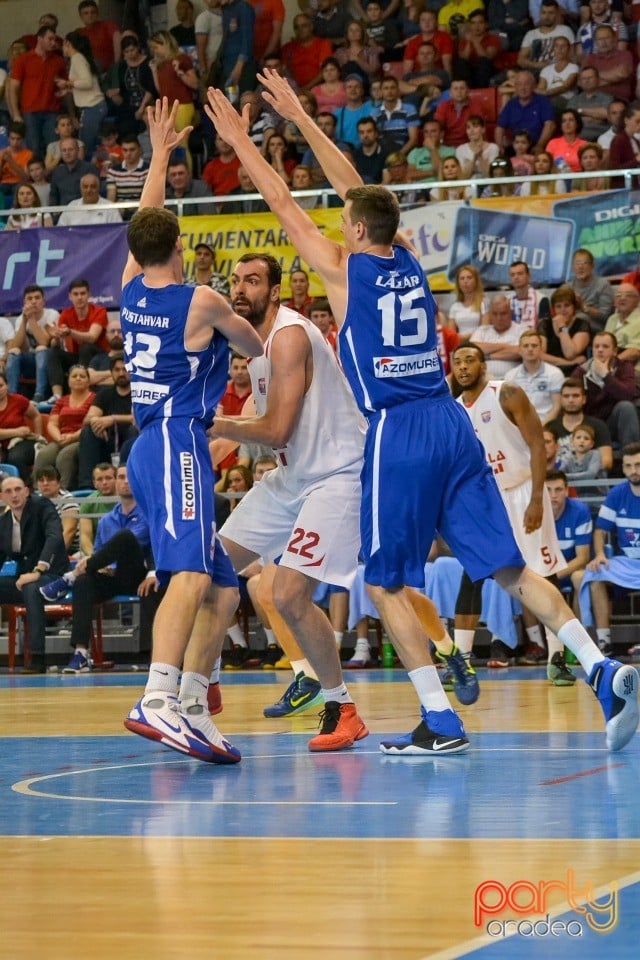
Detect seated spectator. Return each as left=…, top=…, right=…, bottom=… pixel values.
left=334, top=18, right=381, bottom=82
left=566, top=66, right=612, bottom=144
left=538, top=284, right=591, bottom=372
left=469, top=295, right=522, bottom=378
left=301, top=112, right=351, bottom=192
left=403, top=41, right=450, bottom=115
left=569, top=247, right=614, bottom=335
left=33, top=365, right=95, bottom=490
left=57, top=172, right=123, bottom=225
left=455, top=115, right=499, bottom=179
left=34, top=465, right=80, bottom=552
left=537, top=35, right=579, bottom=112
left=354, top=116, right=387, bottom=184
left=403, top=9, right=454, bottom=77
left=508, top=260, right=551, bottom=330
left=333, top=74, right=373, bottom=151
left=0, top=122, right=32, bottom=201
left=49, top=138, right=99, bottom=209
left=42, top=465, right=160, bottom=673
left=495, top=69, right=556, bottom=153
left=281, top=13, right=333, bottom=90
left=545, top=469, right=592, bottom=612
left=92, top=122, right=124, bottom=179
left=6, top=285, right=59, bottom=404
left=439, top=0, right=481, bottom=37
left=429, top=154, right=473, bottom=201
left=504, top=330, right=565, bottom=424
left=576, top=0, right=628, bottom=58
left=0, top=474, right=68, bottom=674
left=546, top=376, right=613, bottom=472
left=78, top=461, right=116, bottom=555
left=239, top=90, right=277, bottom=152
left=545, top=108, right=587, bottom=172
left=582, top=444, right=640, bottom=656
left=544, top=424, right=562, bottom=471
left=291, top=164, right=318, bottom=209
left=584, top=24, right=633, bottom=101
left=48, top=279, right=109, bottom=399
left=604, top=284, right=640, bottom=380
left=372, top=75, right=421, bottom=155
left=27, top=156, right=51, bottom=206
left=364, top=2, right=402, bottom=61
left=105, top=35, right=156, bottom=139
left=480, top=156, right=520, bottom=197
left=309, top=298, right=338, bottom=350
left=0, top=371, right=42, bottom=482
left=609, top=102, right=640, bottom=181
left=262, top=130, right=297, bottom=185
left=283, top=270, right=313, bottom=317
left=518, top=148, right=567, bottom=194
left=202, top=134, right=241, bottom=197
left=574, top=141, right=609, bottom=192
left=518, top=0, right=575, bottom=75
left=78, top=355, right=138, bottom=489
left=105, top=136, right=150, bottom=219
left=5, top=182, right=53, bottom=229
left=225, top=164, right=270, bottom=213
left=510, top=129, right=535, bottom=177
left=447, top=264, right=488, bottom=340
left=221, top=463, right=253, bottom=511
left=455, top=7, right=500, bottom=88
left=557, top=422, right=605, bottom=480
left=597, top=96, right=625, bottom=165
left=283, top=90, right=318, bottom=160
left=87, top=318, right=125, bottom=387
left=434, top=79, right=474, bottom=149
left=186, top=242, right=230, bottom=297
left=311, top=57, right=348, bottom=114
left=165, top=156, right=213, bottom=216
left=573, top=331, right=640, bottom=449
left=382, top=151, right=426, bottom=204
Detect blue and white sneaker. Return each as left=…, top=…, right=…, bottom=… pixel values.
left=180, top=700, right=241, bottom=764
left=436, top=645, right=480, bottom=705
left=380, top=706, right=470, bottom=756
left=125, top=693, right=241, bottom=763
left=40, top=576, right=72, bottom=602
left=263, top=673, right=323, bottom=718
left=587, top=658, right=639, bottom=752
left=62, top=649, right=92, bottom=673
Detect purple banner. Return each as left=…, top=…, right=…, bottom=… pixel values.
left=0, top=224, right=129, bottom=314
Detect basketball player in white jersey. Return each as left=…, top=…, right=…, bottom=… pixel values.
left=452, top=343, right=577, bottom=685
left=212, top=253, right=370, bottom=752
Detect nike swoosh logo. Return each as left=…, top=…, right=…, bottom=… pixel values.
left=156, top=670, right=169, bottom=676
left=157, top=716, right=183, bottom=735
left=195, top=679, right=207, bottom=689
left=432, top=738, right=465, bottom=751
left=290, top=695, right=313, bottom=708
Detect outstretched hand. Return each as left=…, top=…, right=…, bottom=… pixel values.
left=256, top=69, right=306, bottom=123
left=146, top=97, right=193, bottom=153
left=205, top=88, right=252, bottom=144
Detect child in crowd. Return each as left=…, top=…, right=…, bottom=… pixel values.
left=27, top=157, right=51, bottom=206
left=0, top=122, right=32, bottom=201
left=510, top=130, right=534, bottom=177
left=309, top=297, right=338, bottom=351
left=45, top=115, right=85, bottom=172
left=92, top=121, right=124, bottom=177
left=558, top=424, right=604, bottom=480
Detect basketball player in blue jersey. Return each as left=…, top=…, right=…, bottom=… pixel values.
left=205, top=75, right=639, bottom=755
left=119, top=99, right=263, bottom=764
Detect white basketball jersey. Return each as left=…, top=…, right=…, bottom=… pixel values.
left=249, top=306, right=366, bottom=484
left=458, top=381, right=531, bottom=491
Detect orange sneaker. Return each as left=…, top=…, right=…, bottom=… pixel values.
left=207, top=681, right=222, bottom=716
left=308, top=701, right=369, bottom=752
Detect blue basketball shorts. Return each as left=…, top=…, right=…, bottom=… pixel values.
left=360, top=394, right=524, bottom=589
left=126, top=419, right=238, bottom=589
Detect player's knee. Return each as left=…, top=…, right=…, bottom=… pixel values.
left=272, top=575, right=311, bottom=623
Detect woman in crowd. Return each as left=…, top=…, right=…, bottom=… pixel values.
left=481, top=157, right=519, bottom=197
left=545, top=109, right=588, bottom=173
left=5, top=183, right=53, bottom=230
left=538, top=285, right=591, bottom=372
left=456, top=115, right=499, bottom=179
left=519, top=150, right=567, bottom=195
left=262, top=130, right=297, bottom=186
left=0, top=372, right=42, bottom=482
left=430, top=156, right=473, bottom=202
left=575, top=142, right=610, bottom=192
left=448, top=266, right=489, bottom=339
left=149, top=30, right=198, bottom=164
left=334, top=19, right=380, bottom=82
left=33, top=365, right=95, bottom=490
left=222, top=464, right=253, bottom=511
left=311, top=58, right=348, bottom=113
left=56, top=32, right=108, bottom=158
left=106, top=34, right=157, bottom=138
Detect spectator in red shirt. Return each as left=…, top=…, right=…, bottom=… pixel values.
left=7, top=25, right=67, bottom=158
left=48, top=279, right=109, bottom=400
left=202, top=135, right=241, bottom=197
left=216, top=352, right=253, bottom=476
left=434, top=80, right=476, bottom=147
left=283, top=269, right=313, bottom=317
left=248, top=0, right=286, bottom=63
left=77, top=0, right=121, bottom=75
left=33, top=364, right=96, bottom=489
left=282, top=13, right=333, bottom=90
left=0, top=372, right=42, bottom=482
left=456, top=8, right=501, bottom=88
left=403, top=9, right=454, bottom=77
left=21, top=13, right=63, bottom=53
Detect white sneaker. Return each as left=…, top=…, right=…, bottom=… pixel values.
left=124, top=692, right=229, bottom=762
left=345, top=638, right=373, bottom=668
left=179, top=698, right=241, bottom=764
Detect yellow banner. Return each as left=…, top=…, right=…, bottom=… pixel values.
left=178, top=209, right=343, bottom=298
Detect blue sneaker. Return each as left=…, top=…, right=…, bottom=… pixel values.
left=40, top=576, right=71, bottom=602
left=379, top=706, right=470, bottom=755
left=62, top=649, right=92, bottom=673
left=436, top=645, right=480, bottom=705
left=587, top=658, right=639, bottom=752
left=124, top=693, right=241, bottom=764
left=263, top=673, right=323, bottom=718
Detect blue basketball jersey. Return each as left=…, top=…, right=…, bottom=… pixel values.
left=121, top=275, right=229, bottom=429
left=339, top=245, right=449, bottom=414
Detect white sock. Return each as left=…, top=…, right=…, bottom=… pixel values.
left=526, top=625, right=545, bottom=649
left=546, top=631, right=564, bottom=659
left=145, top=662, right=180, bottom=696
left=334, top=631, right=343, bottom=649
left=454, top=629, right=475, bottom=656
left=408, top=665, right=451, bottom=713
left=557, top=619, right=603, bottom=676
left=179, top=670, right=209, bottom=702
left=209, top=657, right=221, bottom=684
left=291, top=657, right=318, bottom=681
left=75, top=645, right=88, bottom=656
left=321, top=683, right=352, bottom=704
left=264, top=628, right=276, bottom=646
left=227, top=623, right=247, bottom=647
left=64, top=570, right=77, bottom=584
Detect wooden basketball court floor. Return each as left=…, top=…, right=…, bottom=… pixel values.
left=1, top=667, right=638, bottom=960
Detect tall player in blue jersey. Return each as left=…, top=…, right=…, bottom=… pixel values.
left=205, top=75, right=638, bottom=755
left=119, top=99, right=263, bottom=764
